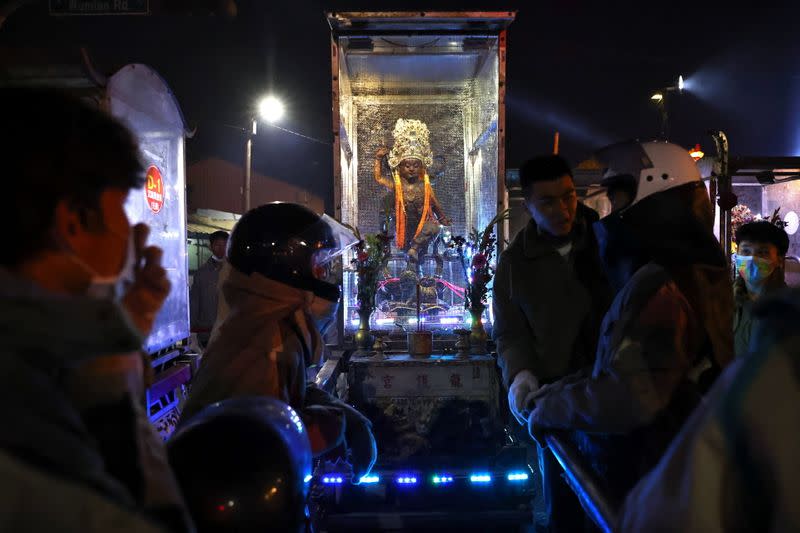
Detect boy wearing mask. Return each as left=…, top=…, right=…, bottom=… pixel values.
left=733, top=220, right=790, bottom=356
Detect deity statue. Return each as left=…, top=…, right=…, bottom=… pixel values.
left=373, top=119, right=452, bottom=273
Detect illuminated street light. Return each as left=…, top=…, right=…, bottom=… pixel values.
left=245, top=95, right=286, bottom=212
left=258, top=95, right=285, bottom=124
left=689, top=144, right=704, bottom=161
left=241, top=95, right=326, bottom=212
left=650, top=74, right=686, bottom=140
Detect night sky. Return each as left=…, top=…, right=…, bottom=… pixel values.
left=3, top=1, right=799, bottom=208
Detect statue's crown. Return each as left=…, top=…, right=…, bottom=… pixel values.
left=388, top=118, right=433, bottom=169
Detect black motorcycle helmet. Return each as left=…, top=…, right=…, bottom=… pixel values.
left=168, top=397, right=313, bottom=533
left=227, top=202, right=357, bottom=302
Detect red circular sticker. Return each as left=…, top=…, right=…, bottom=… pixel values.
left=145, top=165, right=164, bottom=214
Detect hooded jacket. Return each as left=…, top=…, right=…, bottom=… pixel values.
left=180, top=268, right=370, bottom=459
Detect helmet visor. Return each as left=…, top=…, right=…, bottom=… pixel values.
left=296, top=214, right=358, bottom=285
left=592, top=141, right=654, bottom=214
left=595, top=140, right=654, bottom=186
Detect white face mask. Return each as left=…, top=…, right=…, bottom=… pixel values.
left=85, top=229, right=136, bottom=300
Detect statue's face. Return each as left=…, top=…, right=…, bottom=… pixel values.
left=399, top=158, right=422, bottom=181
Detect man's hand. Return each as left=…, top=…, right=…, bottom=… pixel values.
left=121, top=223, right=171, bottom=337
left=375, top=146, right=389, bottom=160
left=508, top=370, right=540, bottom=425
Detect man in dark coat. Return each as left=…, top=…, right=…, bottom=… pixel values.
left=493, top=154, right=612, bottom=532
left=190, top=230, right=228, bottom=347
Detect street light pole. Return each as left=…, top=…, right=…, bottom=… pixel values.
left=241, top=96, right=285, bottom=214
left=650, top=75, right=684, bottom=141
left=244, top=118, right=256, bottom=213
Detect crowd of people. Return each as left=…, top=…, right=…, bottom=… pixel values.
left=494, top=143, right=798, bottom=532
left=2, top=87, right=797, bottom=532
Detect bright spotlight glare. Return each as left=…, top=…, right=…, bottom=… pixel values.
left=678, top=75, right=684, bottom=91
left=258, top=96, right=285, bottom=123
left=651, top=93, right=664, bottom=102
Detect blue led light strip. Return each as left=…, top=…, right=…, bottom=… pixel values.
left=469, top=473, right=492, bottom=483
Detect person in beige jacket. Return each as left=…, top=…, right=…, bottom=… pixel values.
left=181, top=203, right=377, bottom=480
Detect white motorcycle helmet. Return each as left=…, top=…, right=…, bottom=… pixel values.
left=596, top=140, right=702, bottom=209
left=592, top=140, right=715, bottom=291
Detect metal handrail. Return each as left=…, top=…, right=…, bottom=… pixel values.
left=545, top=433, right=618, bottom=533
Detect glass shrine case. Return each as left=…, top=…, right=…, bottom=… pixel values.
left=330, top=12, right=514, bottom=343
left=319, top=14, right=534, bottom=532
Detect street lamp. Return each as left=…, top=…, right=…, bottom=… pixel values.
left=244, top=95, right=285, bottom=212
left=258, top=96, right=285, bottom=124
left=650, top=75, right=685, bottom=140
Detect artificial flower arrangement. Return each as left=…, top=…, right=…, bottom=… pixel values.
left=349, top=226, right=393, bottom=317
left=448, top=209, right=510, bottom=341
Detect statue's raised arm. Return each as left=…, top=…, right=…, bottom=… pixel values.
left=373, top=147, right=394, bottom=189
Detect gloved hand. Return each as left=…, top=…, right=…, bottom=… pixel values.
left=508, top=370, right=540, bottom=425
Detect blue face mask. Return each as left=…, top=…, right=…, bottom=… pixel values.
left=735, top=254, right=776, bottom=288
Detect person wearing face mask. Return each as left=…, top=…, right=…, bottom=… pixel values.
left=0, top=89, right=191, bottom=532
left=732, top=220, right=789, bottom=357
left=190, top=230, right=229, bottom=347
left=524, top=140, right=734, bottom=507
left=180, top=202, right=377, bottom=481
